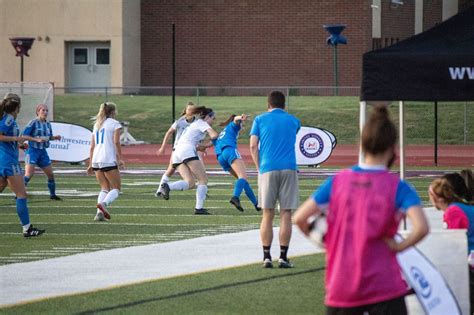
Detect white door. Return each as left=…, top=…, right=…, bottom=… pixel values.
left=68, top=42, right=110, bottom=91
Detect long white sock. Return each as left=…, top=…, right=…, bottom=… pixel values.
left=103, top=189, right=120, bottom=207
left=158, top=175, right=170, bottom=190
left=195, top=185, right=208, bottom=209
left=169, top=180, right=189, bottom=191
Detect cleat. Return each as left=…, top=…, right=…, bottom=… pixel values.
left=23, top=225, right=45, bottom=238
left=50, top=195, right=62, bottom=201
left=97, top=202, right=111, bottom=220
left=263, top=258, right=273, bottom=268
left=254, top=205, right=262, bottom=211
left=194, top=208, right=211, bottom=215
left=278, top=258, right=294, bottom=269
left=161, top=183, right=170, bottom=200
left=154, top=190, right=162, bottom=198
left=94, top=211, right=106, bottom=222
left=230, top=196, right=244, bottom=212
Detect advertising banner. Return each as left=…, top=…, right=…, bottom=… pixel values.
left=295, top=126, right=336, bottom=166
left=46, top=122, right=92, bottom=162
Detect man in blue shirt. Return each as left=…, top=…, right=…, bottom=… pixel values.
left=250, top=91, right=301, bottom=268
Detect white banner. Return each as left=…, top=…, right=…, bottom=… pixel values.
left=395, top=234, right=461, bottom=315
left=46, top=122, right=92, bottom=162
left=295, top=126, right=336, bottom=166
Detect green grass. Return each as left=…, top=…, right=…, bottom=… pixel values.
left=0, top=168, right=438, bottom=313
left=54, top=94, right=474, bottom=145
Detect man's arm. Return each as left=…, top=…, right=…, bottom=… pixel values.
left=250, top=135, right=259, bottom=172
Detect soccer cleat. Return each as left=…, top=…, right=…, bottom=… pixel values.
left=229, top=196, right=244, bottom=212
left=94, top=211, right=106, bottom=222
left=154, top=190, right=162, bottom=198
left=161, top=183, right=170, bottom=200
left=97, top=202, right=111, bottom=220
left=254, top=204, right=262, bottom=211
left=194, top=208, right=211, bottom=215
left=50, top=195, right=62, bottom=201
left=263, top=258, right=273, bottom=268
left=23, top=225, right=45, bottom=238
left=278, top=258, right=294, bottom=269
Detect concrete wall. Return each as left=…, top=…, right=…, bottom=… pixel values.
left=0, top=0, right=140, bottom=87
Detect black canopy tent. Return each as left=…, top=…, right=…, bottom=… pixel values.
left=359, top=6, right=474, bottom=176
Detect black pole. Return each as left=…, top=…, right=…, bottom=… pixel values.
left=20, top=55, right=24, bottom=81
left=434, top=101, right=438, bottom=166
left=172, top=24, right=176, bottom=124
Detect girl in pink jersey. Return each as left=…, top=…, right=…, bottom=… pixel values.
left=294, top=105, right=429, bottom=315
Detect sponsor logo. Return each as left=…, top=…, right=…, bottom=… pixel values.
left=410, top=266, right=432, bottom=298
left=299, top=133, right=324, bottom=158
left=449, top=67, right=474, bottom=80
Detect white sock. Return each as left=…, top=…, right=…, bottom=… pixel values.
left=22, top=223, right=31, bottom=233
left=159, top=174, right=170, bottom=188
left=103, top=189, right=120, bottom=206
left=97, top=190, right=108, bottom=213
left=195, top=184, right=208, bottom=209
left=169, top=180, right=189, bottom=191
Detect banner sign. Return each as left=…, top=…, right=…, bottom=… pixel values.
left=395, top=234, right=461, bottom=315
left=295, top=126, right=336, bottom=166
left=46, top=122, right=92, bottom=162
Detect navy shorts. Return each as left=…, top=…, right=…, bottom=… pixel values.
left=217, top=147, right=241, bottom=172
left=25, top=147, right=52, bottom=168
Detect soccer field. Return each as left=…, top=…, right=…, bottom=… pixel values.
left=0, top=167, right=438, bottom=313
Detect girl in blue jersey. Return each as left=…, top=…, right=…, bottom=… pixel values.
left=214, top=114, right=260, bottom=212
left=22, top=104, right=62, bottom=200
left=0, top=94, right=45, bottom=237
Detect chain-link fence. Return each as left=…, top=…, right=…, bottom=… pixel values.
left=54, top=86, right=473, bottom=151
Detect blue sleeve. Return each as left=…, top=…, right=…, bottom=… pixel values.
left=0, top=119, right=8, bottom=134
left=22, top=121, right=34, bottom=136
left=249, top=117, right=259, bottom=137
left=395, top=180, right=422, bottom=213
left=312, top=176, right=334, bottom=205
left=231, top=121, right=241, bottom=132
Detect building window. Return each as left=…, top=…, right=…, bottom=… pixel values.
left=96, top=48, right=110, bottom=65
left=74, top=48, right=88, bottom=65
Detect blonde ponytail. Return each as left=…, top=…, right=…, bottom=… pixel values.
left=92, top=102, right=117, bottom=130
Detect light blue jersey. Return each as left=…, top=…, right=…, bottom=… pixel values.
left=214, top=121, right=241, bottom=156
left=22, top=118, right=53, bottom=149
left=0, top=114, right=20, bottom=167
left=250, top=109, right=300, bottom=174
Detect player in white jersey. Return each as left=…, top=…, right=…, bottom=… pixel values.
left=161, top=107, right=218, bottom=215
left=86, top=102, right=124, bottom=221
left=155, top=101, right=197, bottom=197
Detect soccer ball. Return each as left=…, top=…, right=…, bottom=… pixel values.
left=308, top=213, right=327, bottom=247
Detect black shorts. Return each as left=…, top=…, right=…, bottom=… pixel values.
left=172, top=156, right=200, bottom=169
left=326, top=295, right=407, bottom=315
left=92, top=165, right=119, bottom=172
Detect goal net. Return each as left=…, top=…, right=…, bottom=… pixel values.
left=0, top=82, right=54, bottom=130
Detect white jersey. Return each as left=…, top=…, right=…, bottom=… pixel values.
left=92, top=118, right=122, bottom=166
left=175, top=119, right=210, bottom=147
left=171, top=116, right=194, bottom=147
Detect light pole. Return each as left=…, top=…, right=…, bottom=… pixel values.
left=323, top=24, right=347, bottom=96
left=9, top=37, right=35, bottom=82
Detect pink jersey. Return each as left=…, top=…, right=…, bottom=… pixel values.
left=443, top=204, right=469, bottom=229
left=325, top=169, right=408, bottom=307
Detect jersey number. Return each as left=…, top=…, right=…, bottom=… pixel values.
left=96, top=128, right=105, bottom=144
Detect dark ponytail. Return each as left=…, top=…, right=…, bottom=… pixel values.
left=361, top=105, right=397, bottom=155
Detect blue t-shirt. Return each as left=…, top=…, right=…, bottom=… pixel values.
left=312, top=166, right=421, bottom=213
left=214, top=121, right=241, bottom=156
left=0, top=114, right=20, bottom=166
left=22, top=118, right=53, bottom=149
left=250, top=109, right=301, bottom=174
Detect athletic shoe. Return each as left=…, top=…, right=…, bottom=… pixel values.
left=154, top=190, right=162, bottom=198
left=50, top=195, right=62, bottom=201
left=161, top=183, right=170, bottom=200
left=23, top=225, right=45, bottom=238
left=97, top=202, right=111, bottom=220
left=94, top=211, right=106, bottom=222
left=263, top=258, right=273, bottom=268
left=229, top=196, right=244, bottom=212
left=194, top=208, right=211, bottom=215
left=278, top=258, right=294, bottom=268
left=254, top=205, right=262, bottom=211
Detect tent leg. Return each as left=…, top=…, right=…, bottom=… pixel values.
left=359, top=101, right=367, bottom=165
left=399, top=101, right=405, bottom=180
left=434, top=101, right=438, bottom=166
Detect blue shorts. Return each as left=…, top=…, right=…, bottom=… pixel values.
left=217, top=147, right=241, bottom=172
left=25, top=147, right=52, bottom=168
left=0, top=163, right=22, bottom=178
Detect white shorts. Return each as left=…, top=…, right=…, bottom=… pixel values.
left=171, top=144, right=199, bottom=167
